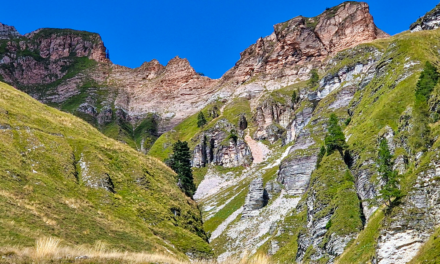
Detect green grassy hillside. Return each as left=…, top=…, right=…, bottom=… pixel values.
left=0, top=81, right=211, bottom=258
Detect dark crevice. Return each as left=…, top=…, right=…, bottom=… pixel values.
left=72, top=151, right=79, bottom=183
left=358, top=194, right=366, bottom=228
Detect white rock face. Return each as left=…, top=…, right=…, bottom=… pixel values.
left=218, top=191, right=300, bottom=262
left=377, top=230, right=426, bottom=264
left=242, top=177, right=269, bottom=218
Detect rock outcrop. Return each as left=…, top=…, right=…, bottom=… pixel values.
left=278, top=155, right=318, bottom=195
left=376, top=153, right=440, bottom=264
left=219, top=1, right=388, bottom=87
left=0, top=28, right=107, bottom=87
left=242, top=177, right=269, bottom=218
left=410, top=3, right=440, bottom=32
left=254, top=98, right=293, bottom=144
left=192, top=119, right=253, bottom=168
left=0, top=22, right=21, bottom=40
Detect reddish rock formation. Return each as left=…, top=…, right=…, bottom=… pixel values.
left=220, top=2, right=388, bottom=86
left=0, top=22, right=21, bottom=40
left=0, top=1, right=389, bottom=138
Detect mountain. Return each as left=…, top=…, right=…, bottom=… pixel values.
left=149, top=2, right=440, bottom=264
left=0, top=80, right=211, bottom=259
left=0, top=1, right=387, bottom=154
left=3, top=1, right=440, bottom=263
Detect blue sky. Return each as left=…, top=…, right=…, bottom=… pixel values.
left=2, top=0, right=438, bottom=78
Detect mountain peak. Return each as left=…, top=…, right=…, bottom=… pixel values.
left=410, top=3, right=440, bottom=32
left=221, top=1, right=388, bottom=85
left=0, top=22, right=21, bottom=40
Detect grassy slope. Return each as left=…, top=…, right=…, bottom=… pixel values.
left=0, top=81, right=211, bottom=258
left=335, top=29, right=440, bottom=263
left=149, top=28, right=440, bottom=262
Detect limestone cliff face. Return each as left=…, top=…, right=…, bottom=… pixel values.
left=253, top=98, right=293, bottom=144
left=242, top=177, right=269, bottom=218
left=110, top=56, right=218, bottom=132
left=219, top=1, right=388, bottom=87
left=192, top=119, right=253, bottom=168
left=410, top=3, right=440, bottom=32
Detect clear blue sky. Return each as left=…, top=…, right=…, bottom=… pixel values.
left=2, top=0, right=438, bottom=78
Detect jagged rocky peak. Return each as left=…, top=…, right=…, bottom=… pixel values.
left=221, top=1, right=388, bottom=85
left=163, top=56, right=198, bottom=79
left=312, top=1, right=388, bottom=52
left=137, top=59, right=166, bottom=79
left=0, top=22, right=21, bottom=40
left=410, top=3, right=440, bottom=32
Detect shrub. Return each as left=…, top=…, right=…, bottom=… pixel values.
left=377, top=139, right=402, bottom=208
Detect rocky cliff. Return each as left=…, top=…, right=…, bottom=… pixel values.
left=218, top=1, right=388, bottom=89
left=147, top=2, right=440, bottom=263
left=0, top=22, right=21, bottom=40
left=410, top=3, right=440, bottom=32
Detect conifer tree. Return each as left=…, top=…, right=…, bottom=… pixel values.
left=168, top=141, right=196, bottom=197
left=316, top=145, right=326, bottom=168
left=377, top=139, right=402, bottom=208
left=308, top=69, right=320, bottom=88
left=410, top=62, right=439, bottom=152
left=197, top=112, right=207, bottom=128
left=292, top=90, right=298, bottom=104
left=324, top=113, right=347, bottom=154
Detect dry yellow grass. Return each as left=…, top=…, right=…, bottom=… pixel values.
left=0, top=238, right=272, bottom=264
left=35, top=237, right=61, bottom=259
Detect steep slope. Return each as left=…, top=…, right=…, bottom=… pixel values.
left=0, top=81, right=211, bottom=258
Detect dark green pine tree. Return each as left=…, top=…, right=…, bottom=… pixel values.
left=168, top=141, right=196, bottom=198
left=377, top=138, right=402, bottom=208
left=292, top=90, right=298, bottom=104
left=197, top=111, right=207, bottom=128
left=324, top=113, right=347, bottom=154
left=415, top=61, right=439, bottom=102
left=316, top=145, right=326, bottom=168
left=410, top=62, right=439, bottom=152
